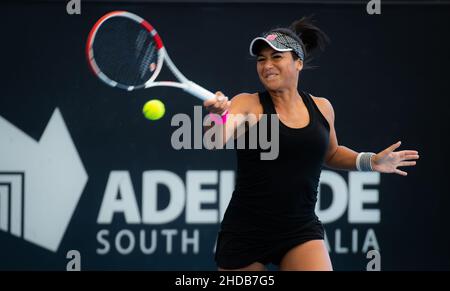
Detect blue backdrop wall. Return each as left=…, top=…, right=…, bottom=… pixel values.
left=0, top=1, right=449, bottom=270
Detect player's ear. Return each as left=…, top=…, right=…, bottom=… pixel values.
left=296, top=59, right=303, bottom=72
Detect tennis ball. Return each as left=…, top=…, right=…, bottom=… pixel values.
left=143, top=99, right=165, bottom=120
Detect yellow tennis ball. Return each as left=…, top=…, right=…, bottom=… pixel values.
left=142, top=99, right=165, bottom=120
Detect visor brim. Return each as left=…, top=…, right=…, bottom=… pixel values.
left=249, top=37, right=293, bottom=56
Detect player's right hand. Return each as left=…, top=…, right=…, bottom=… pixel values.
left=203, top=91, right=231, bottom=115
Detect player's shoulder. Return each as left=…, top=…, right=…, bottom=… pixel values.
left=309, top=94, right=335, bottom=120
left=310, top=95, right=333, bottom=108
left=229, top=92, right=262, bottom=115
left=231, top=92, right=259, bottom=102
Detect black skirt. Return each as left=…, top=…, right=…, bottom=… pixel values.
left=214, top=218, right=325, bottom=269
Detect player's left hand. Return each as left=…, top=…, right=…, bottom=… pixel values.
left=372, top=141, right=420, bottom=176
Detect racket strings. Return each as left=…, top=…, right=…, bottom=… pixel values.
left=92, top=17, right=159, bottom=88
left=137, top=32, right=157, bottom=80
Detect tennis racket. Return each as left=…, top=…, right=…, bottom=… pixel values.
left=86, top=10, right=217, bottom=101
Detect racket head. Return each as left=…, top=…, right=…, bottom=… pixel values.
left=86, top=11, right=165, bottom=91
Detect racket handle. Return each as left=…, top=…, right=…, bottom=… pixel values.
left=184, top=81, right=217, bottom=101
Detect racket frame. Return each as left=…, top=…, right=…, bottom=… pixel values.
left=86, top=11, right=216, bottom=101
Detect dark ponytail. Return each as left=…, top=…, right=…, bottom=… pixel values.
left=272, top=16, right=329, bottom=65
left=290, top=16, right=329, bottom=55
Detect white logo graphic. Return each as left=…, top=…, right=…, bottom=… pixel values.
left=316, top=171, right=381, bottom=255
left=0, top=109, right=88, bottom=252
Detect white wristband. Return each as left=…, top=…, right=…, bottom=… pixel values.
left=356, top=152, right=375, bottom=171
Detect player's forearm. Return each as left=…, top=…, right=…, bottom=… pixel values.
left=325, top=145, right=359, bottom=171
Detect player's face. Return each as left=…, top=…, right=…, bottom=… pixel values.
left=256, top=47, right=302, bottom=91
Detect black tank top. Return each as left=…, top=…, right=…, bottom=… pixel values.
left=221, top=90, right=330, bottom=234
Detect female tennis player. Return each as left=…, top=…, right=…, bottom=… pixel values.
left=204, top=17, right=419, bottom=271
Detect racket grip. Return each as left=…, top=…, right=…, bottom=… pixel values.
left=184, top=81, right=217, bottom=101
